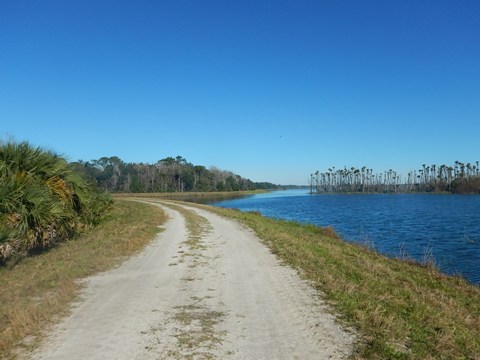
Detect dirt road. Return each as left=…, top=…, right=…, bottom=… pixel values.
left=30, top=202, right=354, bottom=359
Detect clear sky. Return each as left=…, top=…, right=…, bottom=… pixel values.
left=1, top=1, right=479, bottom=185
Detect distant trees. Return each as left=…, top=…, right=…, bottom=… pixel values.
left=310, top=161, right=480, bottom=194
left=72, top=156, right=279, bottom=193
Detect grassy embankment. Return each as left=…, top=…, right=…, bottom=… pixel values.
left=113, top=189, right=267, bottom=197
left=187, top=202, right=480, bottom=359
left=112, top=189, right=267, bottom=203
left=0, top=200, right=166, bottom=359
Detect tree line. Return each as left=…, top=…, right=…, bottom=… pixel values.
left=71, top=156, right=280, bottom=193
left=310, top=161, right=480, bottom=194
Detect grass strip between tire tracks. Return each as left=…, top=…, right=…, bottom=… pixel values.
left=0, top=200, right=167, bottom=359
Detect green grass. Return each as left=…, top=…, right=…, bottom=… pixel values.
left=188, top=203, right=480, bottom=359
left=0, top=200, right=166, bottom=359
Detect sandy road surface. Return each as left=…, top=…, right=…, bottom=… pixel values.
left=29, top=202, right=354, bottom=360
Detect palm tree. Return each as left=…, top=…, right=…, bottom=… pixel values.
left=0, top=141, right=110, bottom=262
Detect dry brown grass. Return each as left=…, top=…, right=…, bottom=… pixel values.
left=112, top=190, right=266, bottom=199
left=0, top=200, right=166, bottom=359
left=112, top=190, right=267, bottom=206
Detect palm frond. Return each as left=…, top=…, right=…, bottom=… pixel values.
left=0, top=141, right=111, bottom=260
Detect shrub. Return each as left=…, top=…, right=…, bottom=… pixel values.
left=0, top=141, right=112, bottom=263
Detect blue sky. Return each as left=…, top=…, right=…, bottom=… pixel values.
left=1, top=1, right=479, bottom=185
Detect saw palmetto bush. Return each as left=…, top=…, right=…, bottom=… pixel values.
left=0, top=141, right=112, bottom=263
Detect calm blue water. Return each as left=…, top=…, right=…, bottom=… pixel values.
left=211, top=189, right=480, bottom=285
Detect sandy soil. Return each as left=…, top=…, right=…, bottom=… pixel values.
left=28, top=202, right=354, bottom=360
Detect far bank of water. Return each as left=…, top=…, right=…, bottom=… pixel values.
left=210, top=189, right=480, bottom=285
